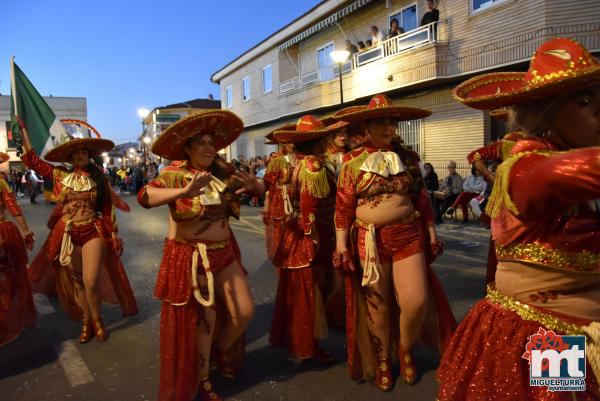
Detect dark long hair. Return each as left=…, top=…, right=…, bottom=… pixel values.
left=86, top=159, right=109, bottom=213
left=391, top=136, right=424, bottom=194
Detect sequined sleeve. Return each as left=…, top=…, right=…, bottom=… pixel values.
left=137, top=169, right=179, bottom=209
left=467, top=142, right=502, bottom=164
left=335, top=161, right=357, bottom=231
left=0, top=178, right=23, bottom=216
left=509, top=147, right=600, bottom=220
left=21, top=149, right=54, bottom=179
left=298, top=157, right=330, bottom=234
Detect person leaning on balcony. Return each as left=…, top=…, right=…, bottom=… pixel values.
left=421, top=0, right=439, bottom=26
left=345, top=40, right=358, bottom=55
left=388, top=18, right=405, bottom=38
left=357, top=41, right=366, bottom=52
left=369, top=25, right=384, bottom=46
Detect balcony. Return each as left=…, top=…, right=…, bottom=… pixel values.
left=278, top=21, right=445, bottom=96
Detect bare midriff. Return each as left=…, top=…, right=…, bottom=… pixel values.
left=175, top=205, right=230, bottom=242
left=495, top=260, right=600, bottom=321
left=356, top=193, right=415, bottom=226
left=63, top=190, right=97, bottom=223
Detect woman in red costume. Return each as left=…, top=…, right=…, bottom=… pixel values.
left=333, top=94, right=456, bottom=391
left=0, top=152, right=36, bottom=346
left=263, top=126, right=294, bottom=260
left=437, top=38, right=600, bottom=400
left=18, top=123, right=137, bottom=343
left=466, top=109, right=526, bottom=286
left=269, top=115, right=347, bottom=361
left=137, top=110, right=264, bottom=401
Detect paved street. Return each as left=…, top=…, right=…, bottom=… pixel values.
left=0, top=195, right=491, bottom=401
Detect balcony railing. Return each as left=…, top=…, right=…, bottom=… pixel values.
left=353, top=21, right=441, bottom=67
left=280, top=21, right=443, bottom=93
left=279, top=79, right=296, bottom=94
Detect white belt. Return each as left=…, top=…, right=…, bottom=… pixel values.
left=362, top=223, right=380, bottom=287
left=59, top=219, right=74, bottom=266
left=191, top=242, right=215, bottom=307
left=282, top=184, right=293, bottom=216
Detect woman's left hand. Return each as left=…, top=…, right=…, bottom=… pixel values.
left=232, top=170, right=265, bottom=196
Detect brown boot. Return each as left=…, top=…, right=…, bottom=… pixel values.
left=79, top=320, right=93, bottom=344
left=198, top=377, right=222, bottom=401
left=399, top=346, right=416, bottom=384
left=375, top=355, right=393, bottom=392
left=92, top=317, right=108, bottom=342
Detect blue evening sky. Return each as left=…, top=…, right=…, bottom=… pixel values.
left=1, top=0, right=321, bottom=143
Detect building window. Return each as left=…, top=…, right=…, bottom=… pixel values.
left=242, top=76, right=251, bottom=102
left=225, top=85, right=233, bottom=108
left=398, top=118, right=421, bottom=155
left=262, top=65, right=272, bottom=94
left=472, top=0, right=507, bottom=12
left=317, top=42, right=335, bottom=82
left=388, top=3, right=418, bottom=33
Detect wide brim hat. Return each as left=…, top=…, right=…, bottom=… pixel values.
left=334, top=94, right=432, bottom=123
left=0, top=152, right=9, bottom=163
left=152, top=110, right=243, bottom=160
left=490, top=109, right=510, bottom=120
left=274, top=115, right=348, bottom=144
left=453, top=38, right=600, bottom=110
left=265, top=123, right=296, bottom=145
left=44, top=137, right=115, bottom=162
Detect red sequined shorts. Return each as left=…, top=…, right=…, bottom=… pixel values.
left=70, top=220, right=102, bottom=247
left=357, top=220, right=423, bottom=263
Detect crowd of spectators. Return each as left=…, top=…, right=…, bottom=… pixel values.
left=344, top=0, right=439, bottom=55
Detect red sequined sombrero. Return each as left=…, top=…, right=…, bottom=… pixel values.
left=152, top=110, right=243, bottom=160
left=333, top=94, right=432, bottom=122
left=274, top=115, right=348, bottom=143
left=44, top=119, right=114, bottom=162
left=454, top=38, right=600, bottom=110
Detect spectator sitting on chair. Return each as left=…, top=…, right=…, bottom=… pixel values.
left=388, top=18, right=405, bottom=38
left=423, top=162, right=439, bottom=202
left=433, top=161, right=463, bottom=224
left=447, top=164, right=485, bottom=223
left=369, top=25, right=384, bottom=46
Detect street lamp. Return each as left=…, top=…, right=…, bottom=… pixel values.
left=330, top=50, right=350, bottom=105
left=137, top=108, right=150, bottom=165
left=143, top=136, right=151, bottom=165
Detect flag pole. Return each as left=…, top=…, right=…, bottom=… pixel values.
left=10, top=56, right=18, bottom=116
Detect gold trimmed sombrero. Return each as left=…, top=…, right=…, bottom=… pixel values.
left=152, top=110, right=243, bottom=160
left=333, top=94, right=432, bottom=123
left=265, top=123, right=296, bottom=145
left=490, top=109, right=510, bottom=120
left=0, top=152, right=9, bottom=164
left=274, top=115, right=348, bottom=143
left=453, top=38, right=600, bottom=110
left=44, top=137, right=115, bottom=162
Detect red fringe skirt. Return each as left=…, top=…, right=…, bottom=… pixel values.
left=0, top=221, right=35, bottom=346
left=158, top=239, right=245, bottom=401
left=27, top=217, right=137, bottom=321
left=437, top=294, right=600, bottom=401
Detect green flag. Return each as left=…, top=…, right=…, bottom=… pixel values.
left=10, top=58, right=71, bottom=156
